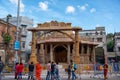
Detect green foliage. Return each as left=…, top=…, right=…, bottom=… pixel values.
left=107, top=40, right=114, bottom=52
left=106, top=33, right=114, bottom=52
left=2, top=33, right=11, bottom=43
left=107, top=33, right=114, bottom=39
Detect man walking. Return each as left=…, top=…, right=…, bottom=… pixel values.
left=46, top=61, right=51, bottom=80
left=51, top=62, right=56, bottom=80
left=70, top=60, right=77, bottom=80
left=0, top=56, right=4, bottom=80
left=28, top=62, right=34, bottom=80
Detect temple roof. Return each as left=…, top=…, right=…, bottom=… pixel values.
left=37, top=37, right=73, bottom=43
left=28, top=21, right=82, bottom=31
left=37, top=37, right=98, bottom=45
left=30, top=21, right=98, bottom=45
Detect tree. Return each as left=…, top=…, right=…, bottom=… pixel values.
left=106, top=33, right=114, bottom=52
left=2, top=14, right=12, bottom=64
left=2, top=33, right=12, bottom=64
left=106, top=33, right=114, bottom=39
left=2, top=33, right=11, bottom=43
left=107, top=40, right=114, bottom=52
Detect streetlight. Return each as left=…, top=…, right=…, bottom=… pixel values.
left=14, top=0, right=20, bottom=63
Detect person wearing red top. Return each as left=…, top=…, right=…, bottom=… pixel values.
left=14, top=63, right=19, bottom=80
left=35, top=61, right=42, bottom=80
left=18, top=62, right=24, bottom=79
left=103, top=63, right=108, bottom=80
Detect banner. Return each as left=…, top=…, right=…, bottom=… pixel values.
left=14, top=40, right=20, bottom=50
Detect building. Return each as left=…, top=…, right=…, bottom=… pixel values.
left=28, top=21, right=98, bottom=68
left=114, top=32, right=120, bottom=60
left=79, top=27, right=107, bottom=64
left=79, top=27, right=106, bottom=44
left=0, top=18, right=17, bottom=63
left=3, top=16, right=33, bottom=63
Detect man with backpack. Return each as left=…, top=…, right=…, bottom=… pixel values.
left=70, top=60, right=77, bottom=80
left=0, top=56, right=4, bottom=80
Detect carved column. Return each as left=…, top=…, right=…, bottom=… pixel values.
left=87, top=45, right=90, bottom=63
left=41, top=44, right=45, bottom=64
left=74, top=30, right=80, bottom=64
left=30, top=31, right=37, bottom=64
left=87, top=45, right=90, bottom=54
left=81, top=44, right=84, bottom=54
left=44, top=44, right=47, bottom=63
left=67, top=44, right=70, bottom=64
left=92, top=46, right=96, bottom=63
left=50, top=44, right=53, bottom=62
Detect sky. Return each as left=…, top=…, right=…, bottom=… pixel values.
left=0, top=0, right=120, bottom=33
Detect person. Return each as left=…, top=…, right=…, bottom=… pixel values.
left=51, top=62, right=56, bottom=80
left=46, top=61, right=51, bottom=80
left=35, top=61, right=42, bottom=80
left=0, top=56, right=4, bottom=80
left=67, top=64, right=71, bottom=80
left=28, top=62, right=34, bottom=80
left=55, top=62, right=60, bottom=80
left=18, top=62, right=24, bottom=79
left=14, top=62, right=19, bottom=80
left=103, top=63, right=108, bottom=80
left=70, top=60, right=77, bottom=80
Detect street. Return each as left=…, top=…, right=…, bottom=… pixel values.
left=1, top=73, right=120, bottom=80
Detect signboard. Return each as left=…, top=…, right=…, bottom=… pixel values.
left=14, top=41, right=20, bottom=50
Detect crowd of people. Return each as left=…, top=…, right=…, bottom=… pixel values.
left=0, top=57, right=78, bottom=80
left=14, top=61, right=42, bottom=80
left=46, top=60, right=77, bottom=80
left=9, top=60, right=77, bottom=80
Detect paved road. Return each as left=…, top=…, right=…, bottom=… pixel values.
left=2, top=77, right=120, bottom=80
left=2, top=74, right=120, bottom=80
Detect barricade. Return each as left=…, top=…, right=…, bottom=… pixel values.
left=110, top=62, right=120, bottom=76
left=91, top=64, right=104, bottom=79
left=83, top=65, right=91, bottom=74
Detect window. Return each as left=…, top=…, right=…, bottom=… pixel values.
left=86, top=33, right=88, bottom=36
left=100, top=31, right=103, bottom=35
left=118, top=47, right=120, bottom=52
left=95, top=31, right=98, bottom=35
left=22, top=41, right=25, bottom=48
left=97, top=38, right=102, bottom=42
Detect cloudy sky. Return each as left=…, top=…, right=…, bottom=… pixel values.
left=0, top=0, right=120, bottom=33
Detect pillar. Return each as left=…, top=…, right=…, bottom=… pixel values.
left=92, top=46, right=96, bottom=63
left=81, top=44, right=84, bottom=54
left=74, top=30, right=80, bottom=64
left=41, top=44, right=45, bottom=64
left=50, top=44, right=53, bottom=62
left=44, top=44, right=47, bottom=63
left=67, top=44, right=70, bottom=64
left=87, top=45, right=90, bottom=54
left=30, top=31, right=37, bottom=64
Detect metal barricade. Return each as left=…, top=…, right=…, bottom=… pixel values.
left=91, top=64, right=104, bottom=79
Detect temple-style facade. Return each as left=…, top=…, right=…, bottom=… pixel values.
left=28, top=21, right=98, bottom=65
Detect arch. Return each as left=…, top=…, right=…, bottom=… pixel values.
left=37, top=30, right=75, bottom=41
left=53, top=44, right=67, bottom=50
left=53, top=45, right=67, bottom=63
